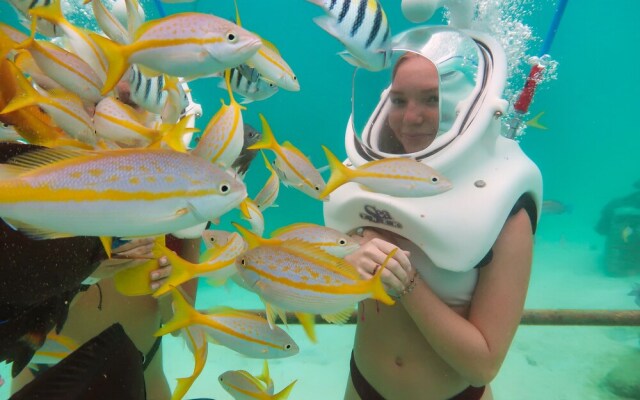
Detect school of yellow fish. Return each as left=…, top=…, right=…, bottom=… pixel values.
left=0, top=0, right=453, bottom=398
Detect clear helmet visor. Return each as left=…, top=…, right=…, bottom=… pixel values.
left=352, top=27, right=481, bottom=158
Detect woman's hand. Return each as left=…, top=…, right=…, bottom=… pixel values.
left=345, top=228, right=414, bottom=296
left=91, top=238, right=171, bottom=287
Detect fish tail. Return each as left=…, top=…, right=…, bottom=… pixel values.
left=0, top=71, right=44, bottom=114
left=319, top=145, right=351, bottom=199
left=89, top=33, right=131, bottom=95
left=155, top=288, right=196, bottom=336
left=152, top=240, right=197, bottom=298
left=113, top=259, right=157, bottom=296
left=28, top=0, right=66, bottom=25
left=248, top=113, right=278, bottom=152
left=161, top=114, right=197, bottom=153
left=274, top=379, right=298, bottom=400
left=371, top=248, right=396, bottom=305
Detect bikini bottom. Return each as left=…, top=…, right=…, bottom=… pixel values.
left=350, top=351, right=485, bottom=400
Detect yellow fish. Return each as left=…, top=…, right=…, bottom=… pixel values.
left=156, top=288, right=299, bottom=359
left=151, top=231, right=247, bottom=296
left=0, top=147, right=247, bottom=239
left=84, top=0, right=131, bottom=45
left=271, top=222, right=359, bottom=258
left=191, top=71, right=246, bottom=168
left=320, top=145, right=453, bottom=199
left=219, top=361, right=297, bottom=400
left=29, top=1, right=109, bottom=82
left=0, top=46, right=89, bottom=149
left=17, top=37, right=104, bottom=104
left=239, top=198, right=265, bottom=237
left=89, top=12, right=263, bottom=94
left=248, top=114, right=326, bottom=200
left=172, top=325, right=208, bottom=400
left=1, top=77, right=98, bottom=146
left=233, top=223, right=393, bottom=325
left=253, top=151, right=280, bottom=211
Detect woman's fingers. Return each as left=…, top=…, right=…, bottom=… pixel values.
left=150, top=256, right=172, bottom=290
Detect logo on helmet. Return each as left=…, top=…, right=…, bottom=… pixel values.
left=360, top=205, right=403, bottom=229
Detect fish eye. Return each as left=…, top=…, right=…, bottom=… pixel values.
left=1, top=123, right=9, bottom=128
left=314, top=186, right=320, bottom=191
left=293, top=76, right=298, bottom=81
left=338, top=239, right=347, bottom=245
left=285, top=344, right=292, bottom=350
left=226, top=31, right=238, bottom=43
left=209, top=237, right=215, bottom=243
left=431, top=176, right=439, bottom=183
left=219, top=183, right=230, bottom=193
left=240, top=258, right=245, bottom=265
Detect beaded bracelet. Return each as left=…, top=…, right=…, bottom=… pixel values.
left=392, top=271, right=419, bottom=300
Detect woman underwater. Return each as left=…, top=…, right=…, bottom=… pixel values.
left=323, top=26, right=542, bottom=400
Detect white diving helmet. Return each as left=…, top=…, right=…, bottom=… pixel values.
left=323, top=26, right=543, bottom=272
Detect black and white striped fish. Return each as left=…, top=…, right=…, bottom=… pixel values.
left=219, top=65, right=279, bottom=104
left=308, top=0, right=392, bottom=71
left=7, top=0, right=60, bottom=37
left=127, top=64, right=168, bottom=114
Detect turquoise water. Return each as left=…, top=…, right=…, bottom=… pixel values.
left=1, top=0, right=639, bottom=399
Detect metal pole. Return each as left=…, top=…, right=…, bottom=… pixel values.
left=242, top=309, right=640, bottom=327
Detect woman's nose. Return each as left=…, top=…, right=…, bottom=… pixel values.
left=403, top=102, right=423, bottom=124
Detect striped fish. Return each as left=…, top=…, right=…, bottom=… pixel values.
left=7, top=0, right=60, bottom=37
left=127, top=64, right=168, bottom=114
left=175, top=325, right=208, bottom=400
left=222, top=65, right=279, bottom=105
left=0, top=147, right=247, bottom=238
left=308, top=0, right=392, bottom=71
left=157, top=288, right=299, bottom=359
left=320, top=145, right=453, bottom=198
left=85, top=0, right=131, bottom=44
left=247, top=38, right=300, bottom=92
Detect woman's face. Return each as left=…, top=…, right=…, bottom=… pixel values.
left=388, top=56, right=439, bottom=153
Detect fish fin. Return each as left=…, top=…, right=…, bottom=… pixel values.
left=320, top=307, right=354, bottom=325
left=273, top=379, right=298, bottom=400
left=312, top=15, right=340, bottom=40
left=319, top=145, right=352, bottom=199
left=155, top=288, right=195, bottom=336
left=370, top=249, right=396, bottom=305
left=0, top=164, right=31, bottom=179
left=264, top=302, right=287, bottom=329
left=89, top=33, right=131, bottom=95
left=161, top=114, right=196, bottom=153
left=270, top=222, right=313, bottom=237
left=6, top=147, right=90, bottom=170
left=338, top=51, right=368, bottom=68
left=99, top=236, right=113, bottom=258
left=248, top=114, right=279, bottom=151
left=256, top=360, right=272, bottom=387
left=294, top=312, right=317, bottom=343
left=1, top=218, right=74, bottom=239
left=525, top=111, right=548, bottom=130
left=113, top=259, right=157, bottom=296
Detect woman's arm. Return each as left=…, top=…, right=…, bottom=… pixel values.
left=401, top=209, right=533, bottom=386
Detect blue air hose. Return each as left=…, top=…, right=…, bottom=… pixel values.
left=152, top=0, right=166, bottom=17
